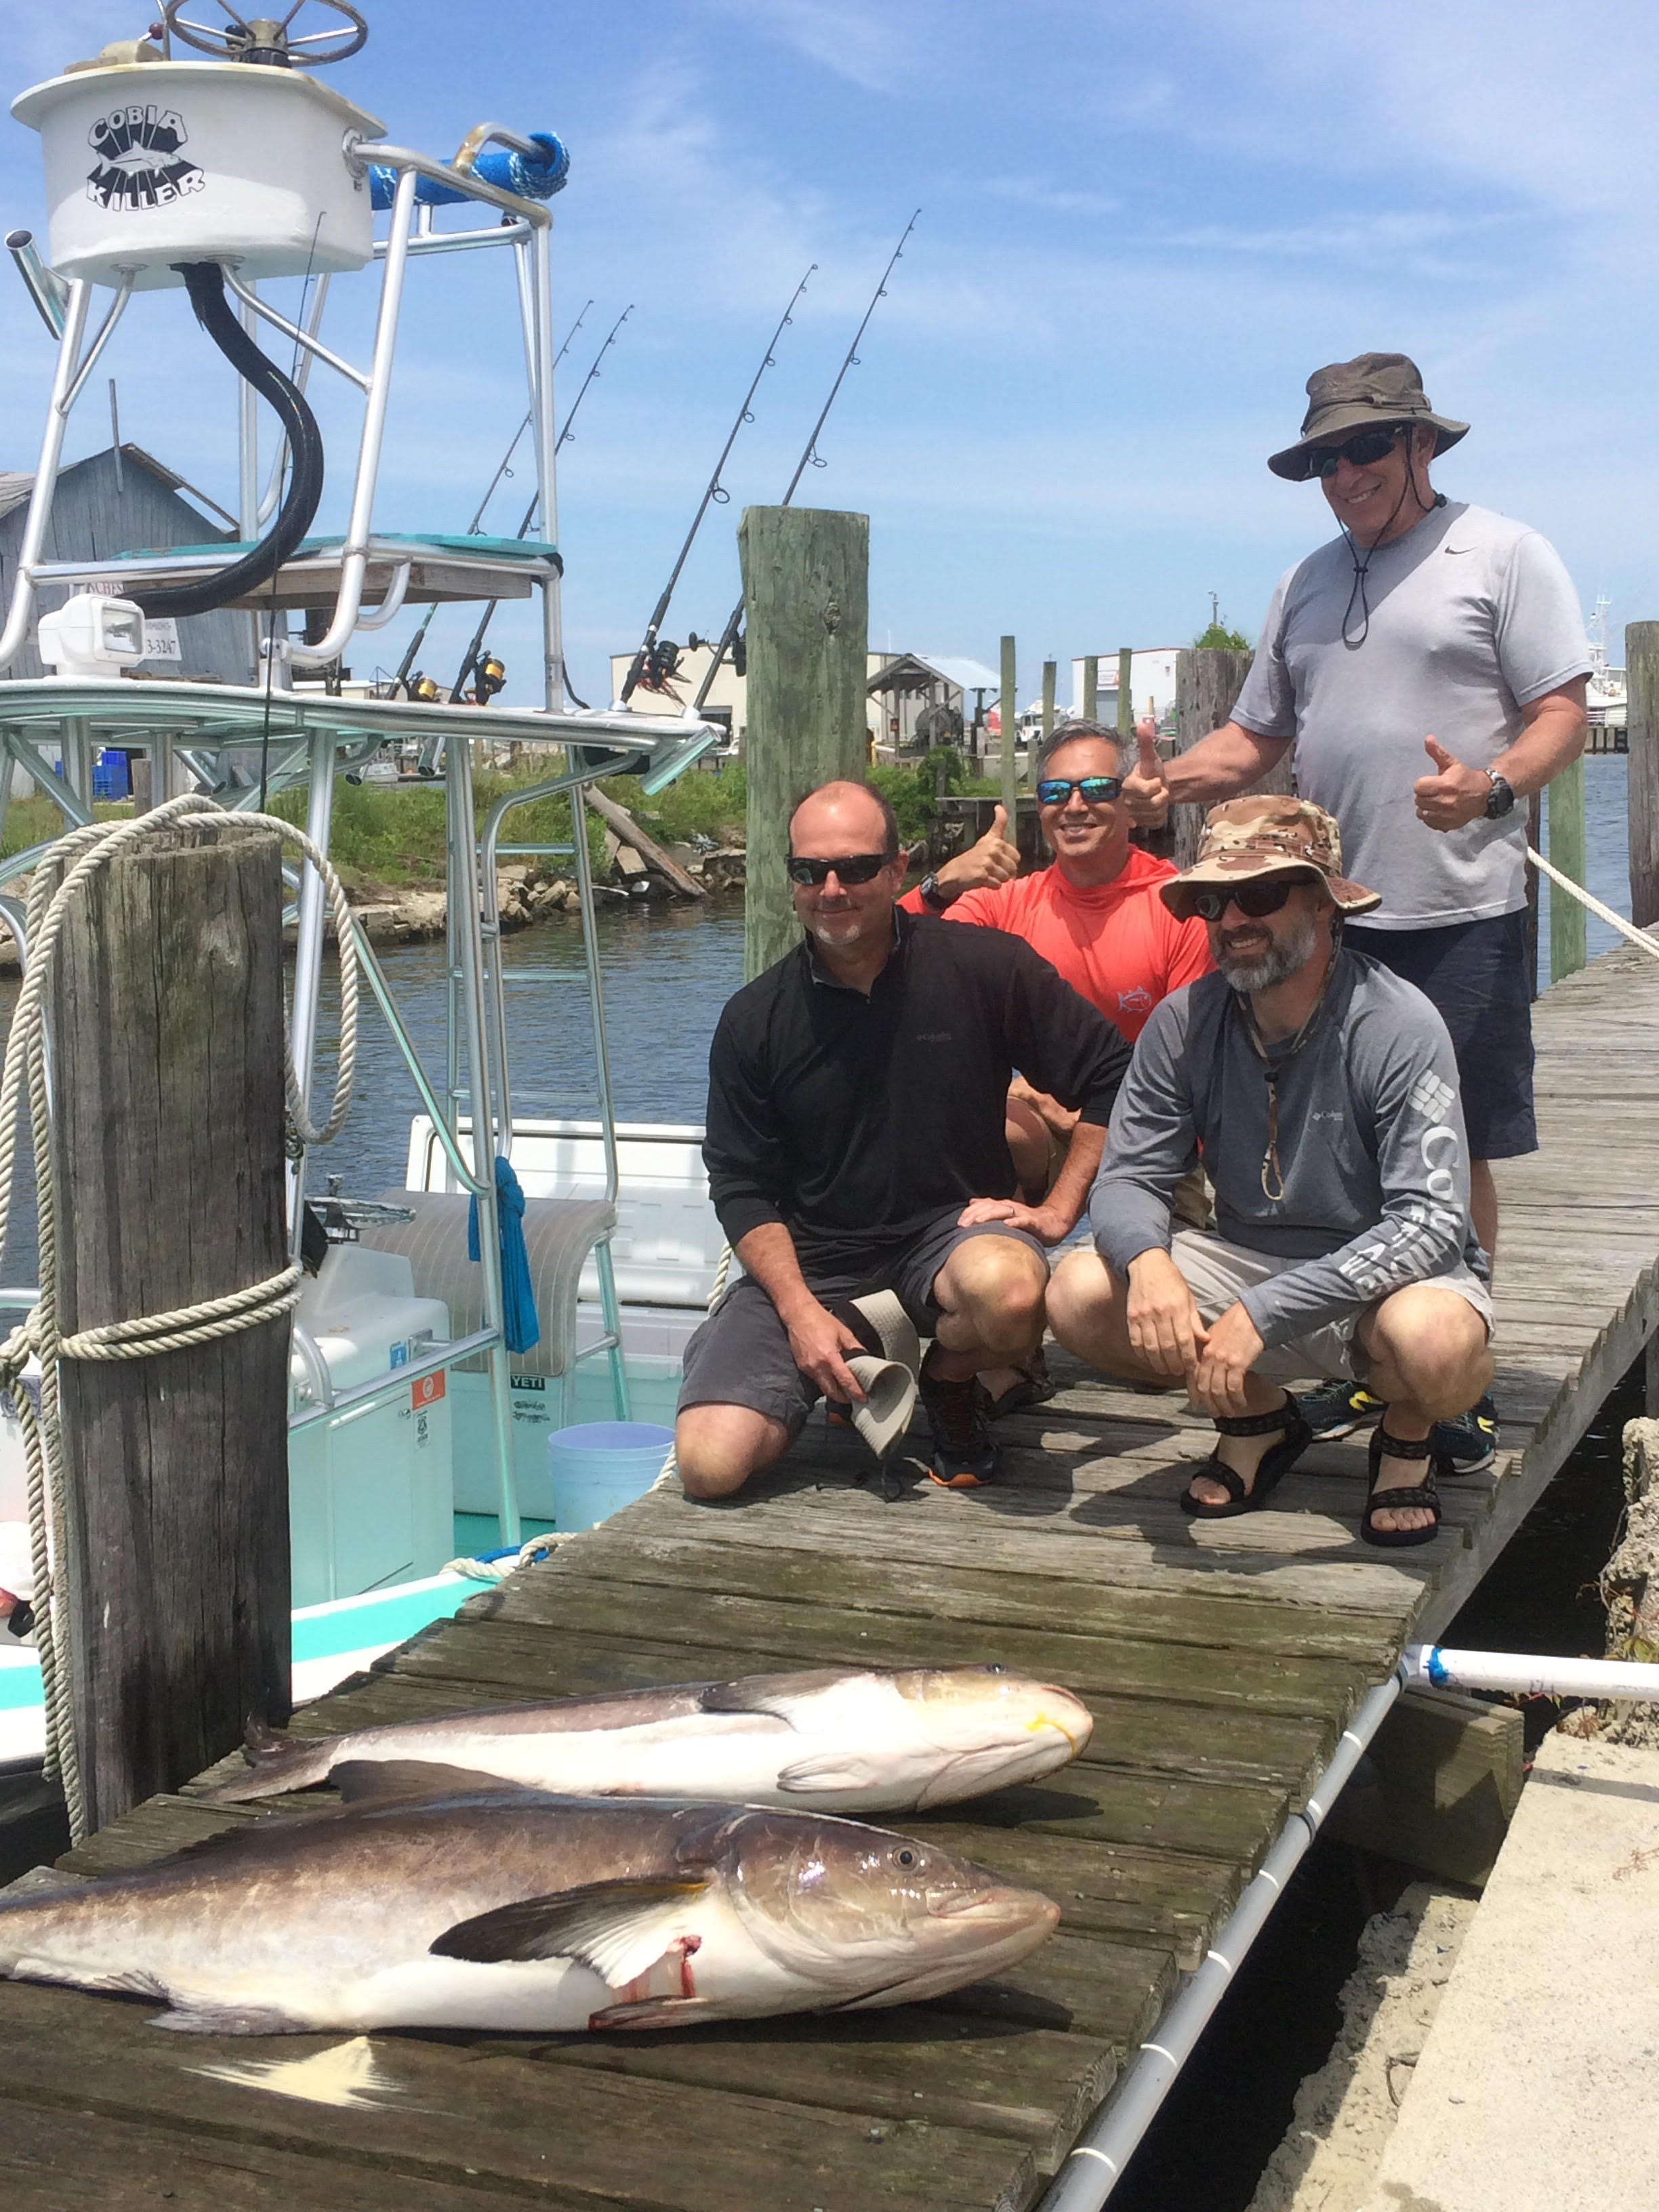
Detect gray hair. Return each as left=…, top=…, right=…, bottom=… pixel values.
left=1033, top=718, right=1132, bottom=785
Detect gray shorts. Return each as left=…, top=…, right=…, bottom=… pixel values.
left=678, top=1208, right=1047, bottom=1434
left=1169, top=1228, right=1496, bottom=1384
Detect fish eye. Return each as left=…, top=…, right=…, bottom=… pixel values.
left=895, top=1848, right=916, bottom=1867
left=985, top=1664, right=1004, bottom=1675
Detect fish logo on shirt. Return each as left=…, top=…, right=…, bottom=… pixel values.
left=1117, top=988, right=1153, bottom=1016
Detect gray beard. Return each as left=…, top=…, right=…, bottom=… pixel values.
left=1218, top=908, right=1322, bottom=996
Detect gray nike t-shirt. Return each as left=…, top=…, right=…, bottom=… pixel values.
left=1230, top=501, right=1590, bottom=929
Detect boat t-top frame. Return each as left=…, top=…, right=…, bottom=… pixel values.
left=0, top=26, right=719, bottom=1542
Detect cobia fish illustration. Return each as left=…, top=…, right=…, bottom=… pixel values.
left=207, top=1664, right=1094, bottom=1812
left=0, top=1781, right=1061, bottom=2035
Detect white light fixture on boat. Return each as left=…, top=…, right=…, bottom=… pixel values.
left=36, top=592, right=145, bottom=678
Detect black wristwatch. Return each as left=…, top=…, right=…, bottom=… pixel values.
left=1483, top=771, right=1516, bottom=820
left=918, top=872, right=951, bottom=912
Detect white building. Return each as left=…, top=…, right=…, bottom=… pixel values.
left=1069, top=647, right=1183, bottom=731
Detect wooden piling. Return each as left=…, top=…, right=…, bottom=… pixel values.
left=1000, top=634, right=1018, bottom=823
left=737, top=506, right=870, bottom=981
left=1169, top=645, right=1293, bottom=869
left=1548, top=754, right=1586, bottom=983
left=1041, top=659, right=1057, bottom=746
left=1626, top=621, right=1659, bottom=930
left=1082, top=655, right=1098, bottom=723
left=1114, top=647, right=1133, bottom=738
left=48, top=815, right=291, bottom=1830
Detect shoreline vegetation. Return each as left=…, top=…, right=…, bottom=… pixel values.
left=0, top=748, right=994, bottom=951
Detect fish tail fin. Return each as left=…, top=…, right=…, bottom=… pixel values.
left=203, top=1724, right=337, bottom=1803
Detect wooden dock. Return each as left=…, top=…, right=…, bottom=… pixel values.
left=5, top=943, right=1658, bottom=2212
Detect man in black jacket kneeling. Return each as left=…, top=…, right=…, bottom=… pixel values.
left=677, top=778, right=1130, bottom=1499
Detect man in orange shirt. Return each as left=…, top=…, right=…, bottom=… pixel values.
left=899, top=718, right=1213, bottom=1406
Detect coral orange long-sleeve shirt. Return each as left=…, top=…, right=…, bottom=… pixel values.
left=899, top=846, right=1214, bottom=1042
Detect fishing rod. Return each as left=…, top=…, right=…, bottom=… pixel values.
left=691, top=211, right=919, bottom=716
left=446, top=302, right=634, bottom=708
left=389, top=299, right=594, bottom=695
left=618, top=263, right=816, bottom=705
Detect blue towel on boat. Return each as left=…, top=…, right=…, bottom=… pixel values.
left=467, top=1155, right=541, bottom=1356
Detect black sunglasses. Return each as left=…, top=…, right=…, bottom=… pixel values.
left=1305, top=425, right=1409, bottom=480
left=785, top=851, right=896, bottom=886
left=1036, top=774, right=1123, bottom=806
left=1188, top=876, right=1315, bottom=922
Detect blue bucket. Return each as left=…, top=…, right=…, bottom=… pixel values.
left=547, top=1420, right=673, bottom=1532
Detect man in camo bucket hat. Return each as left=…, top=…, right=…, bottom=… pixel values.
left=1048, top=792, right=1494, bottom=1549
left=1160, top=796, right=1380, bottom=921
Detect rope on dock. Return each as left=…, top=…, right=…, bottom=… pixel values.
left=0, top=795, right=361, bottom=1839
left=1527, top=844, right=1659, bottom=963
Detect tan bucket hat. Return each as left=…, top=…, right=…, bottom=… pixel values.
left=1269, top=352, right=1469, bottom=482
left=1160, top=796, right=1381, bottom=919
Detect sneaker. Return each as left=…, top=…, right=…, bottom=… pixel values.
left=1430, top=1393, right=1498, bottom=1475
left=1297, top=1380, right=1385, bottom=1439
left=985, top=1345, right=1059, bottom=1420
left=919, top=1364, right=999, bottom=1489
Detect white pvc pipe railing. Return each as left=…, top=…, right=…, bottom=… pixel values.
left=1405, top=1642, right=1659, bottom=1701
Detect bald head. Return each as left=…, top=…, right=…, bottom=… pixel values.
left=788, top=780, right=898, bottom=860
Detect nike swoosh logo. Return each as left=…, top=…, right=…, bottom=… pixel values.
left=1445, top=544, right=1477, bottom=555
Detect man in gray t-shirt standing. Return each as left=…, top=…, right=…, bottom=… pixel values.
left=1124, top=353, right=1589, bottom=1294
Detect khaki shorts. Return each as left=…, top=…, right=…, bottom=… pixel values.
left=1169, top=1228, right=1495, bottom=1385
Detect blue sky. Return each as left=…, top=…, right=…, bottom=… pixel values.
left=1, top=1, right=1654, bottom=705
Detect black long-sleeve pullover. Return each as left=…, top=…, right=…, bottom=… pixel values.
left=703, top=910, right=1131, bottom=1275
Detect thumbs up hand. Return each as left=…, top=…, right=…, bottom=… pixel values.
left=935, top=802, right=1021, bottom=897
left=1413, top=735, right=1494, bottom=832
left=1123, top=719, right=1170, bottom=827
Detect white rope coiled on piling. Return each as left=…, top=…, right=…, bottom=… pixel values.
left=0, top=794, right=360, bottom=1839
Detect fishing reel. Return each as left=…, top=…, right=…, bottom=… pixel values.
left=161, top=1, right=369, bottom=68
left=470, top=651, right=507, bottom=705
left=300, top=1177, right=414, bottom=1273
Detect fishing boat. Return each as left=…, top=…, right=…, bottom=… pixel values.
left=0, top=0, right=726, bottom=1774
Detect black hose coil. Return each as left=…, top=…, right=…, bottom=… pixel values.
left=132, top=262, right=325, bottom=621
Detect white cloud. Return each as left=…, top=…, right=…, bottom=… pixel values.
left=712, top=0, right=918, bottom=93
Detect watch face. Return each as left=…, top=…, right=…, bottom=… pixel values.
left=1486, top=775, right=1515, bottom=819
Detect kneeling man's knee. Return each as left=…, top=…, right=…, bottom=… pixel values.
left=943, top=1236, right=1047, bottom=1346
left=1046, top=1249, right=1111, bottom=1353
left=1370, top=1290, right=1493, bottom=1416
left=673, top=1404, right=790, bottom=1502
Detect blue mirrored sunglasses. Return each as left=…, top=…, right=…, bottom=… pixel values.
left=1036, top=775, right=1122, bottom=806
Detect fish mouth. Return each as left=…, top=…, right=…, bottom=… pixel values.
left=932, top=1887, right=1060, bottom=1929
left=1033, top=1689, right=1093, bottom=1758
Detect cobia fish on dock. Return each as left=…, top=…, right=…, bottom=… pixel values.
left=0, top=1780, right=1061, bottom=2034
left=207, top=1663, right=1094, bottom=1811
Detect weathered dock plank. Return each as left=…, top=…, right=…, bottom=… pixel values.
left=5, top=944, right=1658, bottom=2211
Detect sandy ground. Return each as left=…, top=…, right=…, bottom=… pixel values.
left=1247, top=1883, right=1479, bottom=2212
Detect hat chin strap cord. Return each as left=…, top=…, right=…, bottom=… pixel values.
left=129, top=262, right=325, bottom=621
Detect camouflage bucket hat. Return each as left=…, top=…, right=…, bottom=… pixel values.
left=1268, top=351, right=1469, bottom=482
left=1159, top=796, right=1381, bottom=919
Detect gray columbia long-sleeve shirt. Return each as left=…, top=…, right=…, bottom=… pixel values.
left=1090, top=949, right=1489, bottom=1347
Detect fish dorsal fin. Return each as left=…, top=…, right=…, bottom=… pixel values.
left=698, top=1668, right=866, bottom=1723
left=331, top=1759, right=545, bottom=1807
left=432, top=1877, right=711, bottom=1985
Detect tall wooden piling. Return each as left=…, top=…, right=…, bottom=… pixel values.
left=737, top=506, right=870, bottom=981
left=1170, top=644, right=1293, bottom=869
left=1041, top=659, right=1057, bottom=746
left=1627, top=621, right=1659, bottom=931
left=1082, top=655, right=1099, bottom=722
left=999, top=634, right=1018, bottom=822
left=1115, top=647, right=1133, bottom=738
left=1548, top=754, right=1587, bottom=983
left=49, top=815, right=291, bottom=1830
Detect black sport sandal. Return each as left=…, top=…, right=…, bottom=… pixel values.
left=1179, top=1393, right=1311, bottom=1519
left=1359, top=1425, right=1444, bottom=1549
